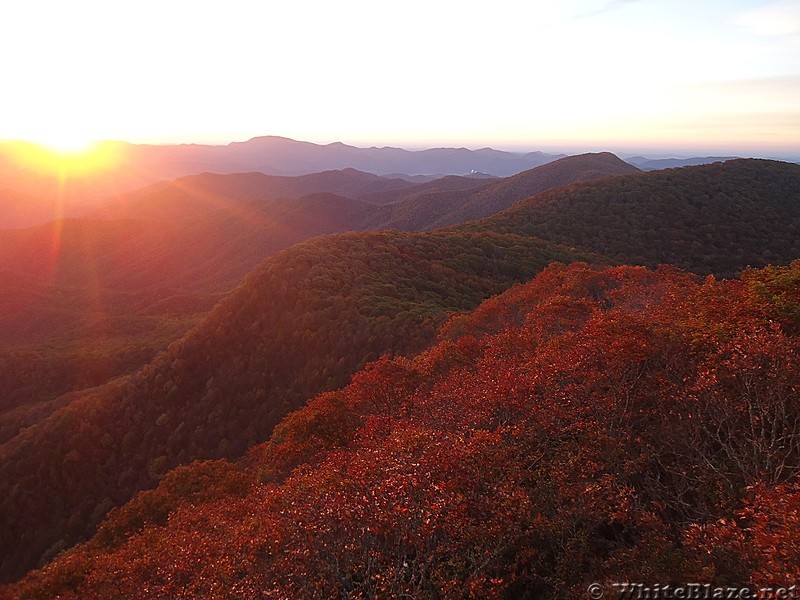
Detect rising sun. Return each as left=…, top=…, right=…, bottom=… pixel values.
left=36, top=135, right=97, bottom=156
left=5, top=136, right=125, bottom=177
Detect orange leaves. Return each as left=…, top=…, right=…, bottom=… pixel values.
left=743, top=259, right=800, bottom=334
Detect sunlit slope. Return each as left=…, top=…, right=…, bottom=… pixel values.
left=0, top=188, right=66, bottom=229
left=0, top=193, right=374, bottom=296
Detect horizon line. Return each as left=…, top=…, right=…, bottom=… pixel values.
left=1, top=134, right=798, bottom=162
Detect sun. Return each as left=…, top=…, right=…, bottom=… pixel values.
left=36, top=134, right=97, bottom=156
left=4, top=137, right=125, bottom=177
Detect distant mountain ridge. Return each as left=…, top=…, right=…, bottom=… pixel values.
left=87, top=168, right=415, bottom=223
left=0, top=135, right=774, bottom=229
left=224, top=137, right=565, bottom=177
left=0, top=137, right=566, bottom=218
left=370, top=152, right=640, bottom=230
left=625, top=155, right=738, bottom=170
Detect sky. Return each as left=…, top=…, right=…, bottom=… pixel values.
left=1, top=0, right=798, bottom=157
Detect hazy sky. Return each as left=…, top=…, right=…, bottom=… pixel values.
left=1, top=0, right=798, bottom=156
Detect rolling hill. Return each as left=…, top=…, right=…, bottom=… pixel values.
left=625, top=155, right=738, bottom=170
left=1, top=157, right=799, bottom=585
left=0, top=231, right=586, bottom=582
left=87, top=168, right=414, bottom=223
left=0, top=167, right=500, bottom=427
left=7, top=259, right=800, bottom=598
left=0, top=137, right=564, bottom=220
left=465, top=158, right=800, bottom=277
left=371, top=152, right=641, bottom=230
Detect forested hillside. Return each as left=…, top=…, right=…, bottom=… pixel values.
left=0, top=231, right=585, bottom=582
left=0, top=155, right=645, bottom=421
left=2, top=158, right=799, bottom=589
left=467, top=158, right=800, bottom=277
left=372, top=152, right=640, bottom=230
left=8, top=260, right=799, bottom=598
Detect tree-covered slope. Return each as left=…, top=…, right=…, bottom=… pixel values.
left=0, top=231, right=585, bottom=583
left=8, top=260, right=800, bottom=598
left=372, top=152, right=640, bottom=231
left=464, top=158, right=800, bottom=277
left=2, top=157, right=800, bottom=586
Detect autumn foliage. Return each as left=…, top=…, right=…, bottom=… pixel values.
left=6, top=261, right=799, bottom=598
left=3, top=158, right=800, bottom=585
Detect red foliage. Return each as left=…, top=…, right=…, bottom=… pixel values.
left=7, top=262, right=800, bottom=598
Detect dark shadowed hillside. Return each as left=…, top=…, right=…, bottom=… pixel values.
left=371, top=152, right=640, bottom=230
left=465, top=158, right=800, bottom=277
left=361, top=174, right=494, bottom=204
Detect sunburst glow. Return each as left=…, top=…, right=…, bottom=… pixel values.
left=35, top=135, right=96, bottom=155
left=0, top=1, right=797, bottom=156
left=5, top=140, right=125, bottom=177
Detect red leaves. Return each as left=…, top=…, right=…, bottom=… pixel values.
left=10, top=262, right=800, bottom=597
left=685, top=323, right=800, bottom=485
left=685, top=481, right=800, bottom=583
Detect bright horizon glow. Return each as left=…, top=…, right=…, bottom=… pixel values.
left=5, top=140, right=125, bottom=177
left=0, top=0, right=798, bottom=158
left=31, top=135, right=97, bottom=156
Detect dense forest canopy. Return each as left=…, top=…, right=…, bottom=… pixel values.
left=1, top=157, right=799, bottom=594
left=7, top=260, right=800, bottom=598
left=466, top=159, right=800, bottom=277
left=0, top=231, right=586, bottom=582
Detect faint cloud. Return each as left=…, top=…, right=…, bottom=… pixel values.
left=734, top=0, right=800, bottom=43
left=700, top=74, right=800, bottom=94
left=565, top=0, right=644, bottom=22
